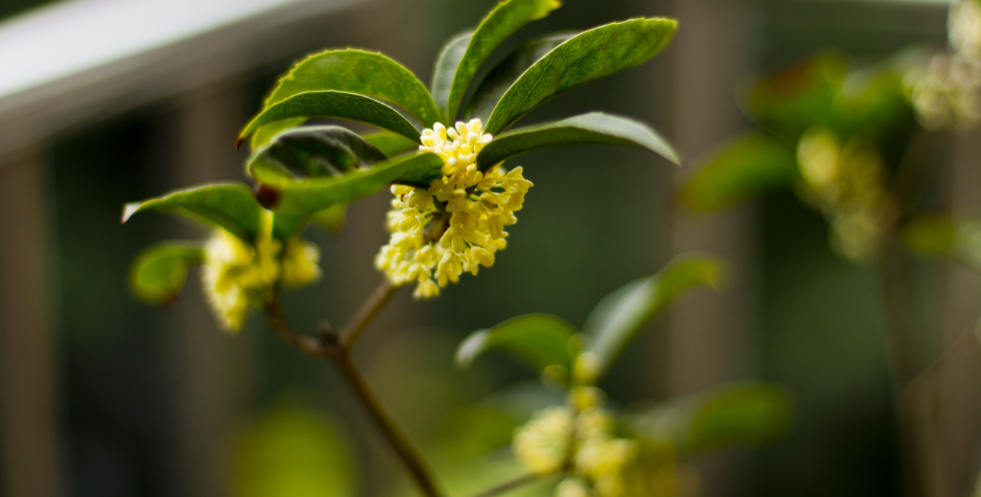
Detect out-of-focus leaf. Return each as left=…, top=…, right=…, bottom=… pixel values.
left=465, top=34, right=573, bottom=123
left=903, top=214, right=981, bottom=274
left=260, top=49, right=439, bottom=127
left=476, top=112, right=679, bottom=170
left=582, top=256, right=724, bottom=377
left=239, top=91, right=422, bottom=144
left=122, top=183, right=264, bottom=242
left=628, top=383, right=794, bottom=454
left=234, top=406, right=355, bottom=497
left=248, top=126, right=388, bottom=181
left=456, top=313, right=578, bottom=373
left=443, top=0, right=563, bottom=122
left=484, top=18, right=677, bottom=135
left=249, top=151, right=443, bottom=216
left=679, top=132, right=798, bottom=212
left=128, top=242, right=203, bottom=304
left=431, top=30, right=474, bottom=120
left=830, top=66, right=914, bottom=144
left=363, top=132, right=421, bottom=158
left=311, top=204, right=348, bottom=233
left=742, top=54, right=847, bottom=142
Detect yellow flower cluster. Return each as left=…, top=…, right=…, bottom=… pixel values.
left=202, top=214, right=322, bottom=330
left=796, top=129, right=890, bottom=262
left=374, top=119, right=533, bottom=299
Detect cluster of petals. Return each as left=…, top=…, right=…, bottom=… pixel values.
left=374, top=119, right=533, bottom=299
left=202, top=215, right=322, bottom=330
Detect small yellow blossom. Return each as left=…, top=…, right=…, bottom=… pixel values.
left=951, top=0, right=981, bottom=62
left=576, top=438, right=636, bottom=483
left=906, top=53, right=981, bottom=130
left=280, top=238, right=323, bottom=288
left=556, top=478, right=593, bottom=497
left=513, top=406, right=574, bottom=475
left=375, top=119, right=533, bottom=299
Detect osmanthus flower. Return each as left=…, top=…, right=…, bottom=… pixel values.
left=123, top=185, right=321, bottom=330
left=454, top=256, right=793, bottom=497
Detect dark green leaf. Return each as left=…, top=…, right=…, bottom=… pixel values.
left=444, top=0, right=563, bottom=122
left=363, top=132, right=421, bottom=158
left=903, top=214, right=981, bottom=274
left=122, top=183, right=264, bottom=242
left=476, top=112, right=679, bottom=170
left=261, top=49, right=439, bottom=127
left=680, top=132, right=798, bottom=212
left=628, top=383, right=794, bottom=453
left=249, top=151, right=444, bottom=216
left=129, top=242, right=203, bottom=304
left=239, top=91, right=422, bottom=144
left=582, top=256, right=724, bottom=377
left=248, top=126, right=388, bottom=181
left=484, top=18, right=677, bottom=135
left=456, top=314, right=578, bottom=372
left=431, top=30, right=474, bottom=120
left=465, top=33, right=573, bottom=123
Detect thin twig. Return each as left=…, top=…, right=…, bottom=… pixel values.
left=470, top=472, right=544, bottom=497
left=340, top=279, right=399, bottom=348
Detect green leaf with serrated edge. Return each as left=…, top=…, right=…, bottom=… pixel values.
left=261, top=49, right=439, bottom=127
left=465, top=33, right=574, bottom=123
left=903, top=214, right=981, bottom=275
left=239, top=91, right=422, bottom=144
left=363, top=132, right=420, bottom=158
left=250, top=118, right=306, bottom=150
left=432, top=30, right=474, bottom=121
left=680, top=132, right=798, bottom=213
left=445, top=0, right=563, bottom=123
left=129, top=242, right=203, bottom=305
left=250, top=151, right=444, bottom=216
left=484, top=18, right=677, bottom=135
left=627, top=383, right=793, bottom=454
left=476, top=112, right=679, bottom=170
left=457, top=314, right=578, bottom=372
left=248, top=126, right=387, bottom=181
left=582, top=256, right=724, bottom=377
left=122, top=183, right=264, bottom=242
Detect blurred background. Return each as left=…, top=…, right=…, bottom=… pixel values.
left=0, top=0, right=975, bottom=496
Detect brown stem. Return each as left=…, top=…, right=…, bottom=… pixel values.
left=263, top=298, right=445, bottom=497
left=470, top=473, right=545, bottom=497
left=340, top=279, right=399, bottom=348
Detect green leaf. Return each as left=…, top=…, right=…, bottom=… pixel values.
left=457, top=314, right=578, bottom=373
left=431, top=30, right=474, bottom=120
left=582, top=256, right=724, bottom=377
left=484, top=18, right=678, bottom=135
left=310, top=204, right=348, bottom=233
left=251, top=118, right=307, bottom=150
left=465, top=33, right=574, bottom=123
left=129, top=242, right=203, bottom=304
left=239, top=91, right=422, bottom=145
left=261, top=49, right=439, bottom=127
left=249, top=151, right=444, bottom=216
left=122, top=183, right=264, bottom=242
left=903, top=214, right=981, bottom=274
left=248, top=126, right=388, bottom=181
left=444, top=0, right=563, bottom=123
left=363, top=132, right=421, bottom=158
left=629, top=383, right=794, bottom=454
left=476, top=112, right=679, bottom=170
left=679, top=132, right=798, bottom=212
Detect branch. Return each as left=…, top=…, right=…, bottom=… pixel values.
left=470, top=472, right=545, bottom=497
left=340, top=279, right=399, bottom=348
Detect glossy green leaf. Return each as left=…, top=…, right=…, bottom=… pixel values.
left=251, top=118, right=307, bottom=150
left=444, top=0, right=563, bottom=122
left=363, top=132, right=420, bottom=158
left=680, top=132, right=798, bottom=213
left=122, top=183, right=264, bottom=242
left=431, top=30, right=474, bottom=120
left=248, top=126, right=387, bottom=182
left=128, top=242, right=203, bottom=305
left=629, top=383, right=793, bottom=454
left=582, top=256, right=724, bottom=377
left=903, top=214, right=981, bottom=274
left=239, top=91, right=422, bottom=144
left=261, top=49, right=439, bottom=127
left=249, top=151, right=443, bottom=216
left=476, top=112, right=679, bottom=170
left=457, top=314, right=578, bottom=372
left=484, top=18, right=677, bottom=135
left=465, top=33, right=573, bottom=123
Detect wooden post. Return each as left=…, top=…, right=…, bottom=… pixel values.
left=0, top=145, right=64, bottom=497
